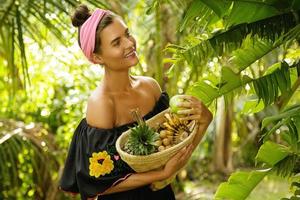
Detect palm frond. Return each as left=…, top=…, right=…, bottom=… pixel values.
left=252, top=62, right=290, bottom=106
left=188, top=61, right=298, bottom=106
left=0, top=0, right=111, bottom=94
left=0, top=119, right=60, bottom=199
left=230, top=22, right=300, bottom=73
left=16, top=6, right=30, bottom=90
left=179, top=0, right=224, bottom=32
left=261, top=103, right=300, bottom=142
left=257, top=113, right=300, bottom=177
left=168, top=10, right=300, bottom=71
left=273, top=154, right=298, bottom=177
left=214, top=169, right=271, bottom=200
left=255, top=141, right=290, bottom=167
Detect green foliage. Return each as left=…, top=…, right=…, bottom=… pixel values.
left=0, top=0, right=110, bottom=93
left=187, top=61, right=296, bottom=108
left=226, top=1, right=279, bottom=27
left=253, top=61, right=291, bottom=106
left=1, top=0, right=300, bottom=199
left=231, top=24, right=300, bottom=73
left=282, top=180, right=300, bottom=200
left=167, top=0, right=300, bottom=86
left=179, top=1, right=300, bottom=199
left=262, top=103, right=300, bottom=142
left=0, top=120, right=59, bottom=199
left=256, top=141, right=290, bottom=166
left=214, top=169, right=271, bottom=200
left=215, top=102, right=300, bottom=199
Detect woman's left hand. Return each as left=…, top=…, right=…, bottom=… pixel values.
left=175, top=95, right=212, bottom=124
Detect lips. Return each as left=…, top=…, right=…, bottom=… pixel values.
left=124, top=50, right=136, bottom=58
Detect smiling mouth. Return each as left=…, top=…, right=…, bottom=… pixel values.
left=124, top=50, right=136, bottom=58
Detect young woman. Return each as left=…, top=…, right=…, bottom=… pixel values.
left=59, top=4, right=213, bottom=200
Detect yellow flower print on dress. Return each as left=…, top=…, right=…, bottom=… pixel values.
left=89, top=151, right=114, bottom=178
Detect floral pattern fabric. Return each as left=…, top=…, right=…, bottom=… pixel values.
left=89, top=151, right=114, bottom=178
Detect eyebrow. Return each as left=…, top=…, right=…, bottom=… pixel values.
left=110, top=28, right=129, bottom=45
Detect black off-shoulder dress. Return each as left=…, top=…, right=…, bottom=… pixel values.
left=59, top=92, right=176, bottom=200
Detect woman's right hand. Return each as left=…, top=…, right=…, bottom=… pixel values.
left=162, top=144, right=194, bottom=179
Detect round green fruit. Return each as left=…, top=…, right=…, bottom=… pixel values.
left=169, top=95, right=184, bottom=113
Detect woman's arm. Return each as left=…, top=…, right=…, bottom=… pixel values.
left=102, top=144, right=194, bottom=195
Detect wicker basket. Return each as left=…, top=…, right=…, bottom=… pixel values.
left=116, top=108, right=198, bottom=173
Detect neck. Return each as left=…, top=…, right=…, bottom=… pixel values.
left=102, top=68, right=135, bottom=94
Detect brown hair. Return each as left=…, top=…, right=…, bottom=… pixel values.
left=71, top=4, right=117, bottom=53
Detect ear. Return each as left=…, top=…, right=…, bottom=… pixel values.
left=92, top=53, right=105, bottom=65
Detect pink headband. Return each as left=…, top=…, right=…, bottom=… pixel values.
left=79, top=8, right=108, bottom=63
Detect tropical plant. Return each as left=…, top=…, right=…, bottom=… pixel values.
left=161, top=0, right=300, bottom=198
left=0, top=0, right=109, bottom=93
left=0, top=119, right=61, bottom=200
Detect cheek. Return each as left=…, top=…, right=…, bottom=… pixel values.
left=104, top=48, right=123, bottom=59
left=131, top=37, right=137, bottom=49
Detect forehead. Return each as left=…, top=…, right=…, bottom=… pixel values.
left=99, top=18, right=127, bottom=44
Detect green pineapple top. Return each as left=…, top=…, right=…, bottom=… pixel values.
left=124, top=109, right=159, bottom=155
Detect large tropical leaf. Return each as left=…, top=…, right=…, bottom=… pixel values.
left=262, top=104, right=300, bottom=129
left=188, top=61, right=296, bottom=106
left=252, top=61, right=293, bottom=106
left=214, top=131, right=295, bottom=200
left=256, top=141, right=291, bottom=166
left=168, top=7, right=300, bottom=70
left=214, top=169, right=271, bottom=200
left=226, top=1, right=280, bottom=27
left=179, top=0, right=230, bottom=32
left=261, top=103, right=300, bottom=143
left=231, top=24, right=300, bottom=73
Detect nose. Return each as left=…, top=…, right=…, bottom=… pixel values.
left=124, top=37, right=135, bottom=49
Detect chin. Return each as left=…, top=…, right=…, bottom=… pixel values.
left=127, top=57, right=139, bottom=67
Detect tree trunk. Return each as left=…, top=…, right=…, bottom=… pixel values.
left=154, top=3, right=163, bottom=87
left=213, top=96, right=234, bottom=174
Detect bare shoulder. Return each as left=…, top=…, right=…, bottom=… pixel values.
left=137, top=76, right=162, bottom=100
left=86, top=90, right=115, bottom=129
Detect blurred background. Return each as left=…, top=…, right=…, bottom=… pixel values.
left=0, top=0, right=300, bottom=199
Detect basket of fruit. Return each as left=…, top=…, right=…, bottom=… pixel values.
left=116, top=107, right=198, bottom=173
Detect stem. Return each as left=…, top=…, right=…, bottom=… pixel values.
left=278, top=76, right=300, bottom=111
left=131, top=108, right=144, bottom=124
left=155, top=3, right=163, bottom=87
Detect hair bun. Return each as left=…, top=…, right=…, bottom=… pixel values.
left=71, top=4, right=91, bottom=27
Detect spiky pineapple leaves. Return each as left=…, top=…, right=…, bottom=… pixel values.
left=124, top=121, right=159, bottom=156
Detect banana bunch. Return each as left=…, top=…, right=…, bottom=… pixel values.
left=155, top=112, right=191, bottom=152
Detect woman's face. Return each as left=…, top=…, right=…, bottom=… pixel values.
left=94, top=18, right=139, bottom=70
